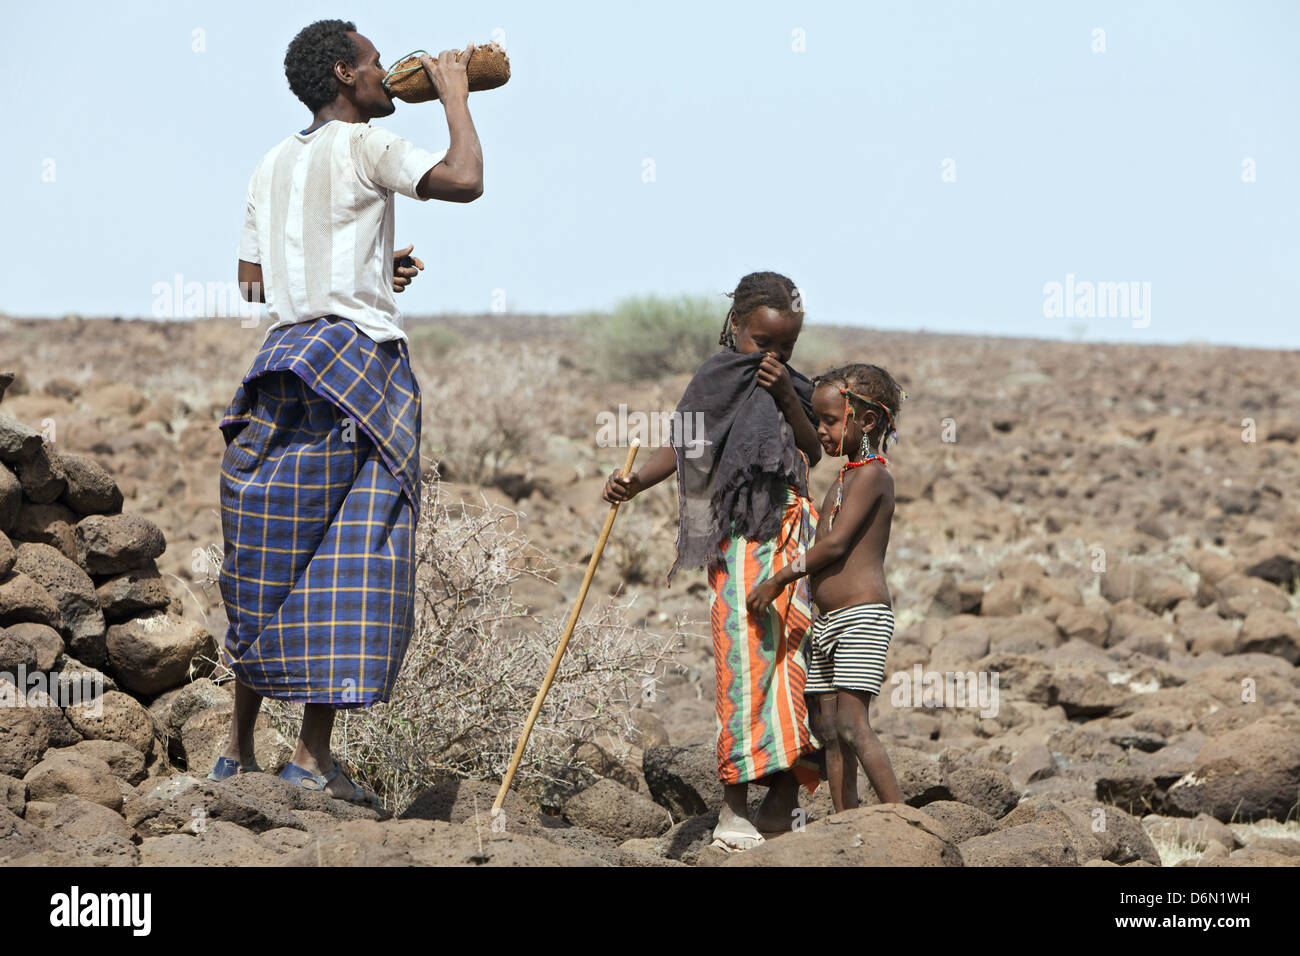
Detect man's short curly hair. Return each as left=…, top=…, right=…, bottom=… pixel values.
left=284, top=19, right=359, bottom=112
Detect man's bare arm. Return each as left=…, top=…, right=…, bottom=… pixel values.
left=237, top=260, right=265, bottom=302
left=416, top=46, right=484, bottom=202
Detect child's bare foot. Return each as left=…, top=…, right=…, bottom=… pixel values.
left=711, top=804, right=766, bottom=852
left=752, top=771, right=800, bottom=832
left=752, top=803, right=799, bottom=832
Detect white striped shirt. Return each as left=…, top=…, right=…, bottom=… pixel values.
left=238, top=120, right=446, bottom=344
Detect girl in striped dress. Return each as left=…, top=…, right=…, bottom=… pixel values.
left=603, top=272, right=824, bottom=851
left=745, top=363, right=905, bottom=812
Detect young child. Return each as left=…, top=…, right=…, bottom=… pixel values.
left=603, top=271, right=824, bottom=852
left=746, top=363, right=905, bottom=812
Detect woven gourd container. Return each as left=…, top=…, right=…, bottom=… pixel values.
left=383, top=45, right=511, bottom=103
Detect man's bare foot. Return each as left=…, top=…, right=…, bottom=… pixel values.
left=711, top=804, right=765, bottom=852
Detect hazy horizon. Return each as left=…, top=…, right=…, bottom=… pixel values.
left=5, top=309, right=1291, bottom=356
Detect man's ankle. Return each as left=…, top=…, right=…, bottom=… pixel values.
left=222, top=735, right=255, bottom=758
left=292, top=747, right=332, bottom=774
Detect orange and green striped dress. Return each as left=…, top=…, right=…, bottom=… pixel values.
left=709, top=485, right=821, bottom=791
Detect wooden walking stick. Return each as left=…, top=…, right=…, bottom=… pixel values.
left=492, top=439, right=641, bottom=815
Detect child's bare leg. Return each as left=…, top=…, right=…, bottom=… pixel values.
left=835, top=689, right=903, bottom=804
left=753, top=769, right=800, bottom=832
left=838, top=738, right=861, bottom=808
left=812, top=693, right=849, bottom=812
left=713, top=782, right=764, bottom=850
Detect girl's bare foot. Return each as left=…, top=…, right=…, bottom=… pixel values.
left=711, top=803, right=766, bottom=852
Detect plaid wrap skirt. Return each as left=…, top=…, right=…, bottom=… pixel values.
left=217, top=316, right=422, bottom=707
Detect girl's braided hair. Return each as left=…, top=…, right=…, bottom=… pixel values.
left=814, top=363, right=904, bottom=453
left=718, top=271, right=803, bottom=349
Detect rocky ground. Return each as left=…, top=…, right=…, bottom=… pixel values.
left=0, top=312, right=1297, bottom=866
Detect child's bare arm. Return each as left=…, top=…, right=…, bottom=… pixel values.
left=745, top=467, right=886, bottom=611
left=603, top=443, right=676, bottom=503
left=784, top=468, right=883, bottom=578
left=756, top=354, right=822, bottom=467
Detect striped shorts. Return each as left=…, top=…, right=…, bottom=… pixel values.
left=803, top=603, right=894, bottom=696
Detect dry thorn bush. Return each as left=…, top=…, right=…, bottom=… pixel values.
left=254, top=476, right=680, bottom=813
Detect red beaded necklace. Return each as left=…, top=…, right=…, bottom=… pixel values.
left=828, top=454, right=887, bottom=531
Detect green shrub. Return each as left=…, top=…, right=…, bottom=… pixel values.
left=582, top=294, right=724, bottom=381
left=582, top=294, right=842, bottom=381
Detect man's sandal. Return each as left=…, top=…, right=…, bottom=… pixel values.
left=324, top=760, right=383, bottom=809
left=278, top=761, right=328, bottom=790
left=207, top=756, right=263, bottom=782
left=278, top=760, right=381, bottom=809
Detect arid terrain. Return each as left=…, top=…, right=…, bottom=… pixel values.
left=1, top=311, right=1297, bottom=866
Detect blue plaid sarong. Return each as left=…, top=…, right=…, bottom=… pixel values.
left=217, top=316, right=422, bottom=707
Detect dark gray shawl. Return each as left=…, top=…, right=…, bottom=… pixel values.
left=665, top=348, right=816, bottom=584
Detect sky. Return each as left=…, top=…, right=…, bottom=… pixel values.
left=5, top=0, right=1298, bottom=348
